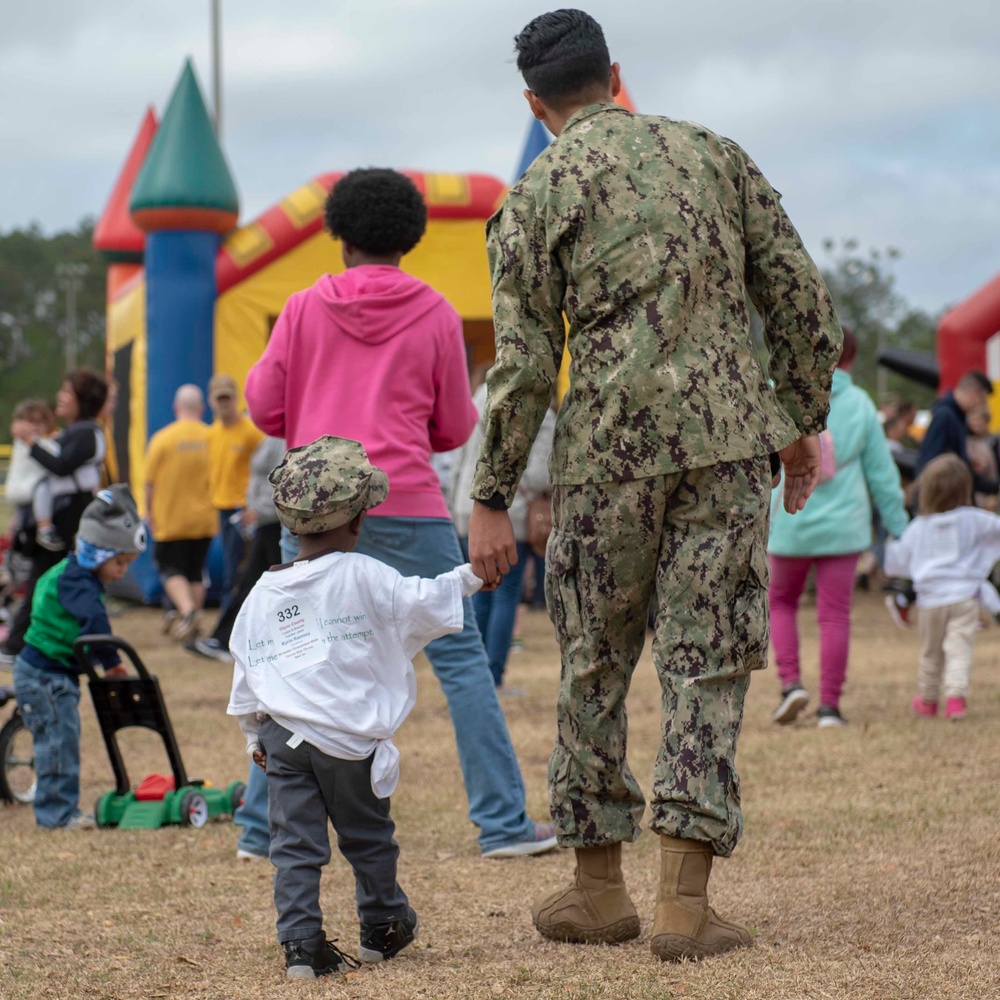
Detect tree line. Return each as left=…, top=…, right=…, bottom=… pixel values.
left=0, top=220, right=107, bottom=438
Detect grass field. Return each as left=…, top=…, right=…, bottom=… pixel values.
left=1, top=591, right=999, bottom=999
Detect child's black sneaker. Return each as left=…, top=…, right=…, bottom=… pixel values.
left=359, top=907, right=418, bottom=963
left=817, top=705, right=848, bottom=728
left=283, top=931, right=359, bottom=979
left=36, top=526, right=65, bottom=552
left=772, top=683, right=809, bottom=725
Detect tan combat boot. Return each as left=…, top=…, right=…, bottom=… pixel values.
left=532, top=843, right=641, bottom=944
left=649, top=835, right=752, bottom=961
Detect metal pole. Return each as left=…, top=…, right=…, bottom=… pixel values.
left=56, top=263, right=87, bottom=371
left=211, top=0, right=222, bottom=138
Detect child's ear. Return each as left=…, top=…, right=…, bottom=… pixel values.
left=350, top=512, right=365, bottom=536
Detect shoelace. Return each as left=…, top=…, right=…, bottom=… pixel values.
left=325, top=939, right=361, bottom=971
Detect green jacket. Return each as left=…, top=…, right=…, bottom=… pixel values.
left=472, top=103, right=842, bottom=502
left=22, top=555, right=118, bottom=676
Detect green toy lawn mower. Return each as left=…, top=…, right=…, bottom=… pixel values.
left=73, top=635, right=245, bottom=830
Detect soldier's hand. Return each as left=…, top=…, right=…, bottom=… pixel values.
left=779, top=434, right=822, bottom=514
left=468, top=503, right=518, bottom=591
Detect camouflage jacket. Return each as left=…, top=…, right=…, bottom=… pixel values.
left=471, top=103, right=842, bottom=503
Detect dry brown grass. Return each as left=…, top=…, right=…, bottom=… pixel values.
left=2, top=591, right=999, bottom=999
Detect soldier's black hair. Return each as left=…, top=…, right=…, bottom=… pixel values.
left=514, top=9, right=611, bottom=106
left=325, top=168, right=427, bottom=256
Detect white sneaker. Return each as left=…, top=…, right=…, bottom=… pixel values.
left=481, top=822, right=558, bottom=859
left=62, top=813, right=97, bottom=830
left=816, top=706, right=848, bottom=728
left=772, top=685, right=810, bottom=725
left=236, top=848, right=268, bottom=861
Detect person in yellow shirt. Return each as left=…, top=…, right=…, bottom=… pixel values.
left=144, top=384, right=216, bottom=641
left=207, top=374, right=265, bottom=618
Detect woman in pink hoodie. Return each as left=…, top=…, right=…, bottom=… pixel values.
left=236, top=169, right=556, bottom=864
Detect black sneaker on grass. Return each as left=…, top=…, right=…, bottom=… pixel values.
left=772, top=684, right=810, bottom=725
left=359, top=907, right=418, bottom=963
left=185, top=636, right=234, bottom=663
left=283, top=931, right=360, bottom=979
left=817, top=705, right=848, bottom=728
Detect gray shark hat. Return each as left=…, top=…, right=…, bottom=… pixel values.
left=77, top=485, right=148, bottom=555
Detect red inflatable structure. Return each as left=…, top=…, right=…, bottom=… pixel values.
left=937, top=273, right=1000, bottom=391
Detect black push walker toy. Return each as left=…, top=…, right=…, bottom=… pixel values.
left=73, top=635, right=245, bottom=830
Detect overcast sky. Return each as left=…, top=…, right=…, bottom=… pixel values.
left=3, top=0, right=998, bottom=316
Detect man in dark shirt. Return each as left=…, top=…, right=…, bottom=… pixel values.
left=916, top=371, right=998, bottom=494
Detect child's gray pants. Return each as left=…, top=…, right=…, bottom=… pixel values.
left=260, top=718, right=409, bottom=943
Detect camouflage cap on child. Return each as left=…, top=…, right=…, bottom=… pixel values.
left=269, top=436, right=389, bottom=534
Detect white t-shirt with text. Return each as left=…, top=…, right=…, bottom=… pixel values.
left=227, top=550, right=482, bottom=797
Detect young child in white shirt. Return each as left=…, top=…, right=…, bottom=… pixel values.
left=227, top=435, right=483, bottom=979
left=885, top=454, right=1000, bottom=721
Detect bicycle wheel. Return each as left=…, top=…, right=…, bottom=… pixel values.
left=0, top=711, right=36, bottom=805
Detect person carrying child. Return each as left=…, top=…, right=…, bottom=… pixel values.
left=226, top=436, right=484, bottom=979
left=885, top=454, right=1000, bottom=721
left=2, top=370, right=110, bottom=665
left=5, top=399, right=59, bottom=550
left=12, top=485, right=147, bottom=828
left=11, top=370, right=109, bottom=554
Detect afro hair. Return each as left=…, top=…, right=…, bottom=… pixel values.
left=325, top=168, right=427, bottom=257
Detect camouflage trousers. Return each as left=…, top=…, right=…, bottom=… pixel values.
left=544, top=457, right=771, bottom=858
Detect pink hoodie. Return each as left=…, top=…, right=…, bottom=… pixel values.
left=245, top=266, right=477, bottom=519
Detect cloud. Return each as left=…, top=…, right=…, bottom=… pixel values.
left=2, top=0, right=999, bottom=314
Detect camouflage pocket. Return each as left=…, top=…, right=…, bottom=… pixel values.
left=731, top=539, right=770, bottom=673
left=545, top=529, right=583, bottom=640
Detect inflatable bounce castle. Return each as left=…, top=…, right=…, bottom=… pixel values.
left=93, top=60, right=506, bottom=504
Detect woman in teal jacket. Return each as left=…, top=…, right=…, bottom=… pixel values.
left=768, top=330, right=908, bottom=727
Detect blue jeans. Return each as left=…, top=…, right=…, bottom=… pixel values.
left=217, top=508, right=245, bottom=616
left=236, top=519, right=535, bottom=854
left=467, top=539, right=530, bottom=686
left=13, top=656, right=82, bottom=828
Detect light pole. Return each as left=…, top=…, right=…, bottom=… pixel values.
left=210, top=0, right=222, bottom=138
left=55, top=262, right=88, bottom=370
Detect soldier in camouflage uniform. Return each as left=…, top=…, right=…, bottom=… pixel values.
left=467, top=10, right=842, bottom=961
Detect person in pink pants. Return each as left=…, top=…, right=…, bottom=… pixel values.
left=767, top=330, right=909, bottom=727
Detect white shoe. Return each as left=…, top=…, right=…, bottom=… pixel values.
left=236, top=848, right=267, bottom=861
left=772, top=685, right=810, bottom=724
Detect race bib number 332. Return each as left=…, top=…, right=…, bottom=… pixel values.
left=266, top=599, right=324, bottom=675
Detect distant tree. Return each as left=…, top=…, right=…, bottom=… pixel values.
left=0, top=220, right=107, bottom=441
left=819, top=239, right=937, bottom=410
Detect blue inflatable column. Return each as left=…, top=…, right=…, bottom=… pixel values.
left=144, top=230, right=219, bottom=435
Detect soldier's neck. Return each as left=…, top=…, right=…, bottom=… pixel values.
left=541, top=90, right=615, bottom=136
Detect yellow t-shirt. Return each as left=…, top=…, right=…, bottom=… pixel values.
left=144, top=419, right=217, bottom=541
left=208, top=416, right=265, bottom=510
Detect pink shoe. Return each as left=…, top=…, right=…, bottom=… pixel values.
left=911, top=696, right=938, bottom=718
left=945, top=697, right=967, bottom=721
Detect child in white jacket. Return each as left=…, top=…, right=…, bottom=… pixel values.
left=227, top=435, right=483, bottom=979
left=885, top=454, right=1000, bottom=721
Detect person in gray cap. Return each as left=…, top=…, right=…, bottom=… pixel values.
left=12, top=484, right=146, bottom=829
left=227, top=435, right=484, bottom=978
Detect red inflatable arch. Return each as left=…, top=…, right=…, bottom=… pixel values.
left=937, top=273, right=1000, bottom=391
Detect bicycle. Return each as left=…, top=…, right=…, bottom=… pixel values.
left=0, top=685, right=36, bottom=805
